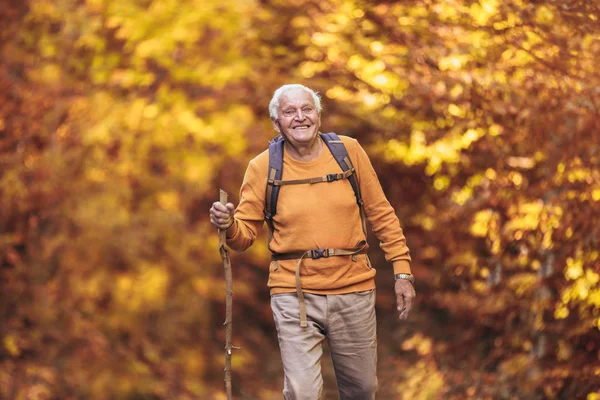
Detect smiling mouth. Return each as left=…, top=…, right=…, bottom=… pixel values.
left=293, top=125, right=310, bottom=130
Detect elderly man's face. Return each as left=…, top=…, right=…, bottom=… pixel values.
left=272, top=88, right=320, bottom=146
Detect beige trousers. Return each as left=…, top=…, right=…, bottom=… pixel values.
left=271, top=290, right=378, bottom=400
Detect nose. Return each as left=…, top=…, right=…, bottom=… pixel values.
left=294, top=109, right=306, bottom=121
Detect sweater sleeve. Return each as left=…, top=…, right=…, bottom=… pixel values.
left=225, top=159, right=266, bottom=252
left=351, top=139, right=412, bottom=274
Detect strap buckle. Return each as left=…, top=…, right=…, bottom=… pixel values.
left=327, top=174, right=340, bottom=182
left=326, top=173, right=339, bottom=182
left=310, top=249, right=329, bottom=259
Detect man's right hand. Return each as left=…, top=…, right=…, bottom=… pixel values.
left=209, top=202, right=235, bottom=230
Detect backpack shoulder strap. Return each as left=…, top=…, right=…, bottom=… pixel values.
left=320, top=132, right=363, bottom=207
left=320, top=132, right=367, bottom=237
left=265, top=135, right=284, bottom=249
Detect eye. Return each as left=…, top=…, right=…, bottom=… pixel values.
left=283, top=109, right=295, bottom=116
left=303, top=107, right=314, bottom=113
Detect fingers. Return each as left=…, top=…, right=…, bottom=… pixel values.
left=212, top=202, right=234, bottom=213
left=401, top=292, right=414, bottom=320
left=209, top=202, right=235, bottom=229
left=395, top=280, right=416, bottom=321
left=396, top=296, right=406, bottom=320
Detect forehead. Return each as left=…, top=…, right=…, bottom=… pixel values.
left=278, top=88, right=315, bottom=109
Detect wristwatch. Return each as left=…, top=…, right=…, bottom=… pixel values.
left=394, top=273, right=415, bottom=284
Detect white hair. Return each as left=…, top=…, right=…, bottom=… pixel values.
left=268, top=84, right=322, bottom=120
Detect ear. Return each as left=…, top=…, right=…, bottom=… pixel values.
left=271, top=118, right=281, bottom=134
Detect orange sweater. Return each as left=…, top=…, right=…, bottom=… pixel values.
left=226, top=135, right=411, bottom=295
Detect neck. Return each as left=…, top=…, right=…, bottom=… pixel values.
left=285, top=136, right=322, bottom=162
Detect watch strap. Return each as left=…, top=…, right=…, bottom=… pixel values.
left=394, top=273, right=414, bottom=284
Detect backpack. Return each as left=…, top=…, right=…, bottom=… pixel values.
left=263, top=132, right=367, bottom=253
left=264, top=132, right=370, bottom=327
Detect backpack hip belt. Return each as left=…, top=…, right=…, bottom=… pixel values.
left=271, top=244, right=368, bottom=261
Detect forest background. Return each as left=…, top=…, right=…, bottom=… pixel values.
left=1, top=0, right=600, bottom=399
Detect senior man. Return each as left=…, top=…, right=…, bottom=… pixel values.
left=209, top=84, right=415, bottom=400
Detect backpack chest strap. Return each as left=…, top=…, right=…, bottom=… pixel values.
left=268, top=169, right=354, bottom=186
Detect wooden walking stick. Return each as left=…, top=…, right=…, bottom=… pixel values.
left=218, top=189, right=233, bottom=400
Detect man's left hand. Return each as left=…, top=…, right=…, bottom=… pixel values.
left=395, top=279, right=416, bottom=320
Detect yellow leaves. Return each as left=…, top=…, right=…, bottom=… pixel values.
left=559, top=252, right=600, bottom=326
left=401, top=333, right=433, bottom=356
left=573, top=279, right=589, bottom=301
left=191, top=277, right=211, bottom=299
left=373, top=74, right=388, bottom=86
left=447, top=103, right=465, bottom=118
left=135, top=38, right=168, bottom=59
left=498, top=354, right=532, bottom=378
left=156, top=191, right=180, bottom=211
left=554, top=159, right=600, bottom=202
left=396, top=360, right=444, bottom=400
left=110, top=69, right=155, bottom=89
left=86, top=168, right=107, bottom=183
left=471, top=280, right=488, bottom=293
left=291, top=16, right=311, bottom=28
left=449, top=84, right=464, bottom=98
left=557, top=340, right=573, bottom=361
left=507, top=273, right=537, bottom=297
left=470, top=0, right=498, bottom=26
left=311, top=32, right=338, bottom=47
left=461, top=128, right=484, bottom=148
left=567, top=168, right=593, bottom=183
left=412, top=213, right=435, bottom=231
left=485, top=168, right=497, bottom=180
left=565, top=257, right=584, bottom=280
left=370, top=41, right=384, bottom=53
left=439, top=55, right=469, bottom=71
left=29, top=64, right=62, bottom=85
left=3, top=334, right=20, bottom=357
left=589, top=290, right=600, bottom=308
left=554, top=306, right=569, bottom=319
left=299, top=61, right=328, bottom=78
left=433, top=175, right=450, bottom=191
left=381, top=126, right=485, bottom=177
left=362, top=94, right=378, bottom=107
left=177, top=109, right=205, bottom=135
left=501, top=48, right=534, bottom=67
left=115, top=263, right=170, bottom=311
left=509, top=171, right=523, bottom=187
left=536, top=6, right=554, bottom=25
left=28, top=0, right=62, bottom=20
left=504, top=200, right=544, bottom=233
left=507, top=156, right=535, bottom=169
left=184, top=156, right=212, bottom=183
left=452, top=186, right=472, bottom=206
left=471, top=209, right=494, bottom=237
left=397, top=16, right=415, bottom=27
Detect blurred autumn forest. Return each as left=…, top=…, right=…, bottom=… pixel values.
left=1, top=0, right=600, bottom=398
